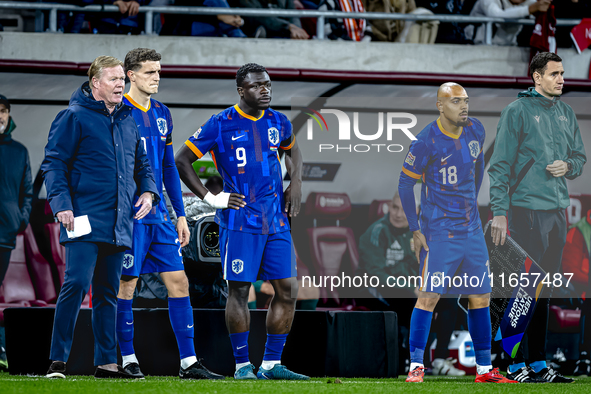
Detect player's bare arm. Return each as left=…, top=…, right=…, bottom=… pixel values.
left=175, top=144, right=246, bottom=210
left=412, top=230, right=429, bottom=263
left=283, top=138, right=302, bottom=217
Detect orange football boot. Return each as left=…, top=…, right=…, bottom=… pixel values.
left=475, top=368, right=518, bottom=383
left=406, top=366, right=425, bottom=382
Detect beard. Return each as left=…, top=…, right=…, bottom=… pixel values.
left=456, top=118, right=470, bottom=127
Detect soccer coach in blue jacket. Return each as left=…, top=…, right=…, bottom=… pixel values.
left=41, top=56, right=160, bottom=379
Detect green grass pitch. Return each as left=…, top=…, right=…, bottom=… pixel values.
left=1, top=372, right=591, bottom=394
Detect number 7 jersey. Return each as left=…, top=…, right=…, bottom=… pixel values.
left=401, top=117, right=485, bottom=241
left=185, top=105, right=294, bottom=234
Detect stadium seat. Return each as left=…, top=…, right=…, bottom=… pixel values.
left=548, top=305, right=581, bottom=334
left=45, top=222, right=91, bottom=308
left=23, top=224, right=57, bottom=304
left=0, top=234, right=48, bottom=324
left=368, top=199, right=390, bottom=224
left=306, top=192, right=359, bottom=308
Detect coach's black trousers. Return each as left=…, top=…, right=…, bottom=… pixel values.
left=508, top=206, right=567, bottom=364
left=50, top=242, right=126, bottom=366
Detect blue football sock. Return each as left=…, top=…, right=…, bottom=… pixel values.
left=468, top=306, right=492, bottom=367
left=116, top=298, right=135, bottom=356
left=530, top=360, right=547, bottom=373
left=168, top=296, right=196, bottom=360
left=263, top=333, right=288, bottom=362
left=229, top=331, right=250, bottom=364
left=409, top=308, right=433, bottom=364
left=509, top=362, right=526, bottom=373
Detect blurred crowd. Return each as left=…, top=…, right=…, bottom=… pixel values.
left=0, top=0, right=588, bottom=48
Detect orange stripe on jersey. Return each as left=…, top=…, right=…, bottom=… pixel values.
left=402, top=167, right=421, bottom=179
left=124, top=93, right=150, bottom=112
left=210, top=151, right=218, bottom=170
left=166, top=142, right=173, bottom=146
left=185, top=140, right=204, bottom=159
left=437, top=117, right=462, bottom=139
left=234, top=104, right=265, bottom=121
left=280, top=138, right=295, bottom=150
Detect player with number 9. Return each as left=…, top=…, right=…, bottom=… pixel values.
left=176, top=63, right=306, bottom=381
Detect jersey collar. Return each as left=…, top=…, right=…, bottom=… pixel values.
left=234, top=104, right=264, bottom=121
left=124, top=93, right=151, bottom=112
left=437, top=117, right=462, bottom=139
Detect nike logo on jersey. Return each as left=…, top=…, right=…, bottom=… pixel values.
left=237, top=345, right=247, bottom=350
left=126, top=321, right=133, bottom=325
left=441, top=154, right=453, bottom=163
left=232, top=135, right=246, bottom=141
left=187, top=324, right=194, bottom=328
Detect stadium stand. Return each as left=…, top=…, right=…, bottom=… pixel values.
left=23, top=225, right=57, bottom=304
left=305, top=192, right=359, bottom=308
left=0, top=235, right=47, bottom=325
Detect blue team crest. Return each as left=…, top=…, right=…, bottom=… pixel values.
left=157, top=118, right=168, bottom=136
left=469, top=140, right=480, bottom=158
left=232, top=259, right=244, bottom=274
left=123, top=254, right=134, bottom=269
left=268, top=127, right=280, bottom=146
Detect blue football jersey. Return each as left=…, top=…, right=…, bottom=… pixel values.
left=124, top=94, right=174, bottom=224
left=185, top=105, right=294, bottom=234
left=402, top=117, right=485, bottom=241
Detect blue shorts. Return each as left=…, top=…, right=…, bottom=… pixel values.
left=419, top=232, right=491, bottom=295
left=220, top=228, right=296, bottom=282
left=121, top=221, right=184, bottom=277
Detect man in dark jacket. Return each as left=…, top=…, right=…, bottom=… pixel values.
left=42, top=56, right=160, bottom=379
left=489, top=52, right=586, bottom=383
left=0, top=94, right=32, bottom=371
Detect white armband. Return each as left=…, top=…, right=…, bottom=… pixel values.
left=203, top=191, right=231, bottom=209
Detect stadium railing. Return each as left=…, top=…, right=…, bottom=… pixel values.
left=0, top=1, right=582, bottom=44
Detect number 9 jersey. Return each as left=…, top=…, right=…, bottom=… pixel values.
left=401, top=117, right=486, bottom=242
left=185, top=105, right=295, bottom=235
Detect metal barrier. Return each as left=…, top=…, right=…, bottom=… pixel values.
left=0, top=1, right=581, bottom=44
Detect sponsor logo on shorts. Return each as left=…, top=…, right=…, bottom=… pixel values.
left=232, top=259, right=244, bottom=274
left=123, top=254, right=134, bottom=269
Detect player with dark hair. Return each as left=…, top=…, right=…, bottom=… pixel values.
left=489, top=51, right=586, bottom=383
left=398, top=83, right=516, bottom=384
left=116, top=48, right=223, bottom=380
left=175, top=63, right=306, bottom=380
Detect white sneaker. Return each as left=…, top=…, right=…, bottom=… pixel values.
left=432, top=358, right=466, bottom=376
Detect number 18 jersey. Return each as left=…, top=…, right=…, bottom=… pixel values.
left=401, top=117, right=485, bottom=241
left=185, top=105, right=294, bottom=235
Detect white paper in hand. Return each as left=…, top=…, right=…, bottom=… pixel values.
left=66, top=215, right=92, bottom=239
